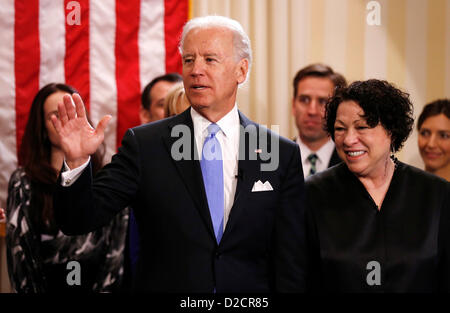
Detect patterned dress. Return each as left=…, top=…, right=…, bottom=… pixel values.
left=6, top=168, right=129, bottom=293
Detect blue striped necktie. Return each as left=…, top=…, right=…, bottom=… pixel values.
left=200, top=123, right=224, bottom=243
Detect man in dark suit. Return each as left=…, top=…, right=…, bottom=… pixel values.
left=52, top=16, right=307, bottom=293
left=292, top=64, right=346, bottom=178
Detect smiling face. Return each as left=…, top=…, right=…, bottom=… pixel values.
left=181, top=27, right=248, bottom=122
left=418, top=113, right=450, bottom=173
left=334, top=100, right=392, bottom=178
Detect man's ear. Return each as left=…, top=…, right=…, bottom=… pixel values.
left=139, top=107, right=151, bottom=124
left=292, top=97, right=296, bottom=116
left=236, top=58, right=249, bottom=84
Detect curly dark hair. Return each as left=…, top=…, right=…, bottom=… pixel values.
left=325, top=79, right=414, bottom=153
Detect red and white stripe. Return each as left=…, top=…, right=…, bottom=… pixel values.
left=0, top=0, right=188, bottom=207
left=0, top=0, right=17, bottom=210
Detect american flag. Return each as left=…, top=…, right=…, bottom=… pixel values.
left=0, top=0, right=189, bottom=207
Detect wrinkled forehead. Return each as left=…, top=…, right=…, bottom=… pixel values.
left=182, top=27, right=234, bottom=51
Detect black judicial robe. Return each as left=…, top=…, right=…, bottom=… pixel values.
left=306, top=161, right=450, bottom=292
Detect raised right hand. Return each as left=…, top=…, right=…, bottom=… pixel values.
left=51, top=93, right=111, bottom=169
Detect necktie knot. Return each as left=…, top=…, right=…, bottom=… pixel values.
left=207, top=123, right=221, bottom=137
left=307, top=153, right=318, bottom=176
left=307, top=153, right=318, bottom=165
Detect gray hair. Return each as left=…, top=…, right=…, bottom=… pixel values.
left=178, top=16, right=252, bottom=84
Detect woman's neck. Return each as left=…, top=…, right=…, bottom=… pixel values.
left=357, top=158, right=396, bottom=209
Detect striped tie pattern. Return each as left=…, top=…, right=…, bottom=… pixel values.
left=308, top=153, right=318, bottom=176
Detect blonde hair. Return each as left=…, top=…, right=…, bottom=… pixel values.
left=164, top=82, right=189, bottom=117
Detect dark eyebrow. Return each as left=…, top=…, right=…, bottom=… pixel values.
left=46, top=110, right=58, bottom=115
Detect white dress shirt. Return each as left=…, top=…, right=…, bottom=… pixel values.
left=61, top=105, right=241, bottom=230
left=296, top=137, right=335, bottom=179
left=191, top=105, right=240, bottom=229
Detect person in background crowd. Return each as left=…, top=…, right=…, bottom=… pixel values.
left=417, top=99, right=450, bottom=181
left=306, top=79, right=450, bottom=292
left=292, top=63, right=347, bottom=178
left=5, top=83, right=128, bottom=293
left=163, top=82, right=190, bottom=117
left=139, top=73, right=183, bottom=124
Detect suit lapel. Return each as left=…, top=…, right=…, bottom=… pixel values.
left=162, top=109, right=216, bottom=241
left=221, top=111, right=260, bottom=242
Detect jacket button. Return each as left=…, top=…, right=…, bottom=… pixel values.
left=215, top=252, right=221, bottom=259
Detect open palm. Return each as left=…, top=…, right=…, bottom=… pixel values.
left=51, top=93, right=111, bottom=169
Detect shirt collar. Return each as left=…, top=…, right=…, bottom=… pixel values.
left=297, top=137, right=335, bottom=164
left=190, top=104, right=239, bottom=138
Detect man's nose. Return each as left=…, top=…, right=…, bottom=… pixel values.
left=307, top=100, right=320, bottom=115
left=190, top=59, right=205, bottom=76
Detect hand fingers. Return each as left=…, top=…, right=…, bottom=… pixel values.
left=73, top=93, right=86, bottom=119
left=95, top=115, right=112, bottom=137
left=65, top=94, right=77, bottom=120
left=60, top=95, right=71, bottom=126
left=50, top=113, right=63, bottom=134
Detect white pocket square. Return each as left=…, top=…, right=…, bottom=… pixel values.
left=251, top=180, right=273, bottom=192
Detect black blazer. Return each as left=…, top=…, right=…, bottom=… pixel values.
left=54, top=109, right=307, bottom=293
left=305, top=161, right=450, bottom=292
left=328, top=148, right=341, bottom=168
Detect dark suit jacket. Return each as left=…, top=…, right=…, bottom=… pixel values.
left=328, top=148, right=341, bottom=168
left=54, top=109, right=307, bottom=293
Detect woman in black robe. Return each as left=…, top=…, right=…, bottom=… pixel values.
left=306, top=79, right=450, bottom=292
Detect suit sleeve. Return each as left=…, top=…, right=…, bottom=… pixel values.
left=54, top=129, right=141, bottom=235
left=274, top=143, right=308, bottom=292
left=304, top=181, right=323, bottom=292
left=438, top=182, right=450, bottom=292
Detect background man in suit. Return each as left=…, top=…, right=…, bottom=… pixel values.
left=52, top=16, right=307, bottom=292
left=292, top=64, right=346, bottom=178
left=139, top=72, right=182, bottom=124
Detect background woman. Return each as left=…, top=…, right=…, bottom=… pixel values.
left=417, top=99, right=450, bottom=181
left=306, top=79, right=450, bottom=292
left=163, top=82, right=190, bottom=117
left=6, top=83, right=128, bottom=293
